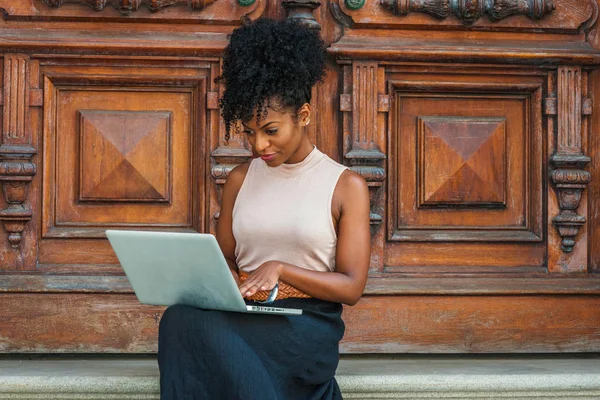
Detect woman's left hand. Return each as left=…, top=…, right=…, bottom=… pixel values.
left=239, top=260, right=284, bottom=298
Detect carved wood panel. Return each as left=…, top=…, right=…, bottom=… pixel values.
left=41, top=0, right=218, bottom=15
left=0, top=0, right=268, bottom=24
left=0, top=0, right=600, bottom=355
left=389, top=72, right=544, bottom=246
left=339, top=61, right=387, bottom=271
left=45, top=85, right=193, bottom=235
left=79, top=110, right=172, bottom=203
left=545, top=67, right=592, bottom=273
left=418, top=117, right=507, bottom=206
left=379, top=0, right=555, bottom=24
left=331, top=0, right=586, bottom=32
left=0, top=54, right=39, bottom=270
left=38, top=60, right=213, bottom=272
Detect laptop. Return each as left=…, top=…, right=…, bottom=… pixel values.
left=105, top=230, right=302, bottom=315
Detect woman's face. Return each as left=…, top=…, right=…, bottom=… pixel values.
left=241, top=103, right=311, bottom=167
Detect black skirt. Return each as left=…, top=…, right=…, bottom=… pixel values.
left=158, top=298, right=345, bottom=400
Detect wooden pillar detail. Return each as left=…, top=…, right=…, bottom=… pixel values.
left=341, top=62, right=387, bottom=233
left=210, top=157, right=247, bottom=222
left=380, top=0, right=554, bottom=24
left=549, top=67, right=591, bottom=254
left=0, top=54, right=37, bottom=251
left=208, top=65, right=252, bottom=224
left=282, top=0, right=322, bottom=32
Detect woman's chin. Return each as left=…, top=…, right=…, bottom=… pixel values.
left=260, top=154, right=284, bottom=167
left=264, top=158, right=283, bottom=167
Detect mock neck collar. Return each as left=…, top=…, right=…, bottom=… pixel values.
left=266, top=146, right=323, bottom=177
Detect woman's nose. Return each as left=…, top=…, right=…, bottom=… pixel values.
left=254, top=133, right=269, bottom=153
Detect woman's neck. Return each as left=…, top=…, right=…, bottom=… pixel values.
left=285, top=136, right=314, bottom=164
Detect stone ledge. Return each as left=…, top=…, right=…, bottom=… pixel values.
left=0, top=355, right=599, bottom=399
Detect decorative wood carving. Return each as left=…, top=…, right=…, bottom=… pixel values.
left=550, top=169, right=591, bottom=253
left=344, top=0, right=365, bottom=11
left=418, top=117, right=506, bottom=207
left=41, top=0, right=218, bottom=15
left=549, top=67, right=591, bottom=254
left=381, top=0, right=451, bottom=19
left=329, top=0, right=355, bottom=30
left=380, top=0, right=555, bottom=25
left=389, top=75, right=544, bottom=243
left=341, top=62, right=387, bottom=233
left=209, top=62, right=252, bottom=223
left=78, top=110, right=172, bottom=202
left=0, top=55, right=37, bottom=253
left=0, top=156, right=36, bottom=249
left=282, top=0, right=322, bottom=31
left=580, top=0, right=599, bottom=40
left=210, top=162, right=238, bottom=221
left=42, top=66, right=205, bottom=239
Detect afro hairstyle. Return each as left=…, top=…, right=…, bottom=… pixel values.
left=216, top=18, right=327, bottom=140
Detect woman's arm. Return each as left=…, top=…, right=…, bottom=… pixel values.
left=216, top=162, right=250, bottom=285
left=239, top=170, right=371, bottom=305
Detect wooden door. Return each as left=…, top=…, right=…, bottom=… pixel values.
left=0, top=0, right=599, bottom=353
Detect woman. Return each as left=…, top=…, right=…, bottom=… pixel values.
left=158, top=18, right=371, bottom=400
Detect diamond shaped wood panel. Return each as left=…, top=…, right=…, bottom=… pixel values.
left=79, top=110, right=171, bottom=202
left=419, top=117, right=506, bottom=207
left=389, top=86, right=543, bottom=244
left=42, top=75, right=205, bottom=239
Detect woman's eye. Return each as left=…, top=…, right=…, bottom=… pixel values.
left=266, top=129, right=278, bottom=135
left=243, top=130, right=254, bottom=136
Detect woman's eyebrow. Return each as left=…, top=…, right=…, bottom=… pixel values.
left=260, top=121, right=279, bottom=129
left=242, top=121, right=280, bottom=131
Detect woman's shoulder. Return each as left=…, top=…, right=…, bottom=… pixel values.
left=229, top=160, right=252, bottom=178
left=224, top=160, right=252, bottom=194
left=329, top=167, right=369, bottom=226
left=336, top=169, right=368, bottom=198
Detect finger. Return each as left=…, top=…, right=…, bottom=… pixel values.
left=243, top=284, right=261, bottom=297
left=240, top=275, right=262, bottom=292
left=240, top=277, right=262, bottom=294
left=239, top=274, right=259, bottom=292
left=241, top=271, right=267, bottom=290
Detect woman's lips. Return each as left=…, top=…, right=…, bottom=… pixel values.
left=260, top=153, right=276, bottom=161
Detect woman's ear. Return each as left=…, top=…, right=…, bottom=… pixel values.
left=297, top=103, right=312, bottom=126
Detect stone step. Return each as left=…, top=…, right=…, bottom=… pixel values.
left=0, top=355, right=599, bottom=399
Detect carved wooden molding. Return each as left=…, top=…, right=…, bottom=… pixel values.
left=0, top=155, right=36, bottom=249
left=330, top=0, right=355, bottom=31
left=580, top=0, right=599, bottom=39
left=1, top=55, right=37, bottom=252
left=210, top=149, right=252, bottom=221
left=209, top=59, right=252, bottom=222
left=41, top=64, right=210, bottom=239
left=210, top=162, right=237, bottom=220
left=551, top=168, right=590, bottom=254
left=283, top=0, right=322, bottom=31
left=210, top=163, right=236, bottom=185
left=550, top=67, right=591, bottom=254
left=3, top=55, right=31, bottom=144
left=42, top=0, right=218, bottom=15
left=387, top=76, right=544, bottom=244
left=380, top=0, right=555, bottom=25
left=341, top=62, right=387, bottom=232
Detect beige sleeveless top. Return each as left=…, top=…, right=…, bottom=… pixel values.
left=232, top=147, right=347, bottom=273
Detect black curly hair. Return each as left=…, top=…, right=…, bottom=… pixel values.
left=216, top=18, right=327, bottom=141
